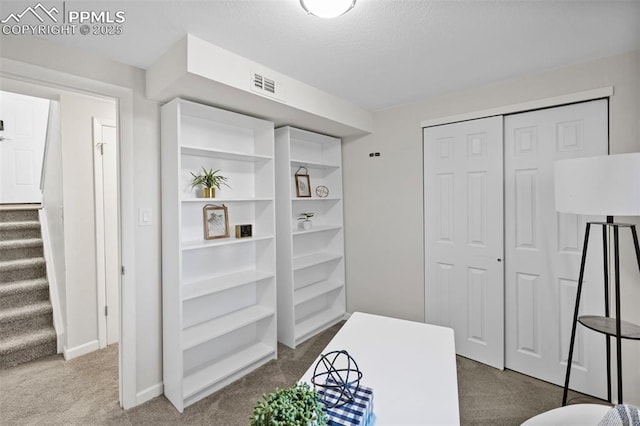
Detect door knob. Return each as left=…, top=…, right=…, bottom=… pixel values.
left=497, top=258, right=502, bottom=262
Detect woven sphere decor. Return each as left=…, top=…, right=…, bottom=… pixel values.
left=311, top=350, right=363, bottom=408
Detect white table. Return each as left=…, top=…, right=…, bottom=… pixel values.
left=300, top=312, right=460, bottom=425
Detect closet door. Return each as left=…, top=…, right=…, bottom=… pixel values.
left=424, top=116, right=504, bottom=369
left=504, top=100, right=608, bottom=398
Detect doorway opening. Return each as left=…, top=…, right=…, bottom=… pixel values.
left=0, top=80, right=122, bottom=405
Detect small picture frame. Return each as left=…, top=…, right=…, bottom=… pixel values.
left=203, top=204, right=229, bottom=239
left=235, top=224, right=253, bottom=238
left=295, top=166, right=311, bottom=198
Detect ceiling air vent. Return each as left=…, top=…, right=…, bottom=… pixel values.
left=251, top=72, right=277, bottom=97
left=253, top=73, right=264, bottom=90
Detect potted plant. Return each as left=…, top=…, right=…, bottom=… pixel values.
left=190, top=167, right=229, bottom=198
left=249, top=383, right=327, bottom=426
left=298, top=212, right=314, bottom=230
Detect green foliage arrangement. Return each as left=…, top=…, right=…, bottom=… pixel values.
left=249, top=383, right=327, bottom=426
left=298, top=212, right=315, bottom=221
left=190, top=167, right=230, bottom=190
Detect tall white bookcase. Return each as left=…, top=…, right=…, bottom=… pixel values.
left=274, top=126, right=346, bottom=349
left=161, top=98, right=277, bottom=412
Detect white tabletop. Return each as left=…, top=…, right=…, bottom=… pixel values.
left=300, top=312, right=460, bottom=425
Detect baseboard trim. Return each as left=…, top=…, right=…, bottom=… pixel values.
left=64, top=340, right=99, bottom=360
left=137, top=382, right=163, bottom=405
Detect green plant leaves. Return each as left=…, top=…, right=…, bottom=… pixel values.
left=190, top=167, right=230, bottom=190
left=249, top=383, right=328, bottom=426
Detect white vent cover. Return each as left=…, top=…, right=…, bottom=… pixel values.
left=252, top=72, right=276, bottom=96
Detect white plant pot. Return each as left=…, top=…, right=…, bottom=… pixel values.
left=302, top=220, right=312, bottom=230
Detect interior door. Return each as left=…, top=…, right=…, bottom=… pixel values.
left=504, top=99, right=608, bottom=398
left=0, top=91, right=50, bottom=204
left=424, top=116, right=505, bottom=369
left=93, top=118, right=120, bottom=346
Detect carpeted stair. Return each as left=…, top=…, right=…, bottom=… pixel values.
left=0, top=207, right=57, bottom=368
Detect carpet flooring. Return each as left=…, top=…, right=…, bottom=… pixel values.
left=0, top=321, right=607, bottom=425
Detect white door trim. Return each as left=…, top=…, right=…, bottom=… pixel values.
left=0, top=58, right=137, bottom=409
left=420, top=86, right=613, bottom=128
left=93, top=117, right=118, bottom=348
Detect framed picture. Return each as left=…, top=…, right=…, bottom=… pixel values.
left=203, top=204, right=229, bottom=239
left=295, top=166, right=311, bottom=198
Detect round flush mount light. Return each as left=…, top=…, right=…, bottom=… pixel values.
left=300, top=0, right=356, bottom=18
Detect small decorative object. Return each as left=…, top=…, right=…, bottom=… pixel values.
left=317, top=383, right=374, bottom=426
left=190, top=167, right=230, bottom=198
left=203, top=204, right=229, bottom=239
left=249, top=382, right=328, bottom=426
left=315, top=185, right=329, bottom=198
left=298, top=212, right=314, bottom=230
left=295, top=166, right=311, bottom=198
left=235, top=224, right=253, bottom=238
left=311, top=350, right=363, bottom=409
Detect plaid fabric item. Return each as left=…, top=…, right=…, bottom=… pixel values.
left=318, top=383, right=374, bottom=426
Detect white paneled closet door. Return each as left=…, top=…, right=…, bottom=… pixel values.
left=424, top=116, right=505, bottom=369
left=504, top=99, right=608, bottom=399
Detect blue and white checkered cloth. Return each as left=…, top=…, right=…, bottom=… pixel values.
left=318, top=383, right=374, bottom=426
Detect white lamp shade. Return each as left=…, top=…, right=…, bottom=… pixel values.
left=554, top=153, right=640, bottom=216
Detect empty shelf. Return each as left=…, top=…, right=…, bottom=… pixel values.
left=294, top=280, right=344, bottom=306
left=295, top=309, right=344, bottom=345
left=181, top=146, right=271, bottom=162
left=183, top=305, right=274, bottom=350
left=292, top=252, right=342, bottom=270
left=182, top=270, right=274, bottom=301
left=183, top=343, right=274, bottom=400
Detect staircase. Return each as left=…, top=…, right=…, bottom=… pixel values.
left=0, top=206, right=57, bottom=368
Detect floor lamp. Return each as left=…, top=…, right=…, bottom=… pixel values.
left=554, top=153, right=640, bottom=405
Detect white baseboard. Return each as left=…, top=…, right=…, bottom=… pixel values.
left=137, top=382, right=163, bottom=405
left=64, top=340, right=99, bottom=360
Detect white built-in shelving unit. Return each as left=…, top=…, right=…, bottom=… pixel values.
left=161, top=98, right=277, bottom=412
left=274, top=126, right=346, bottom=349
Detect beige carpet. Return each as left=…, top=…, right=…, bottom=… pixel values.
left=0, top=321, right=606, bottom=425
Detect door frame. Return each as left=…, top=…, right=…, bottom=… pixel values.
left=93, top=117, right=119, bottom=348
left=0, top=58, right=137, bottom=409
left=420, top=87, right=613, bottom=128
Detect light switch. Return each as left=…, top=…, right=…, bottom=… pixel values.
left=138, top=208, right=152, bottom=226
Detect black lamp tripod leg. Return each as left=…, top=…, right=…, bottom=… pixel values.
left=563, top=223, right=591, bottom=406
left=602, top=225, right=611, bottom=403
left=613, top=225, right=623, bottom=404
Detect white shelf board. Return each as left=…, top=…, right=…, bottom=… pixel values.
left=182, top=270, right=274, bottom=301
left=183, top=343, right=274, bottom=400
left=182, top=197, right=273, bottom=203
left=181, top=145, right=272, bottom=162
left=295, top=308, right=344, bottom=344
left=294, top=280, right=344, bottom=306
left=182, top=235, right=273, bottom=251
left=293, top=252, right=343, bottom=271
left=292, top=225, right=342, bottom=236
left=291, top=197, right=341, bottom=202
left=183, top=305, right=274, bottom=350
left=291, top=159, right=340, bottom=170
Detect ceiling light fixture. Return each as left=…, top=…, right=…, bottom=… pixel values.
left=300, top=0, right=356, bottom=19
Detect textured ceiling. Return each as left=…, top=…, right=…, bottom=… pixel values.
left=3, top=0, right=639, bottom=111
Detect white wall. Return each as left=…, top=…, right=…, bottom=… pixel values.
left=59, top=92, right=116, bottom=354
left=343, top=49, right=640, bottom=404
